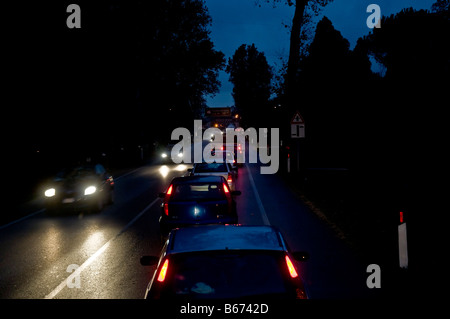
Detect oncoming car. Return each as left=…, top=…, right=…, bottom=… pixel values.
left=43, top=164, right=114, bottom=214
left=140, top=225, right=310, bottom=300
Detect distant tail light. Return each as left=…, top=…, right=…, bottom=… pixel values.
left=164, top=185, right=173, bottom=216
left=107, top=176, right=114, bottom=186
left=157, top=259, right=169, bottom=282
left=285, top=255, right=299, bottom=278
left=227, top=173, right=233, bottom=183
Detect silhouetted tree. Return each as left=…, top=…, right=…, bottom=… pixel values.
left=226, top=44, right=273, bottom=128
left=5, top=0, right=226, bottom=178
left=259, top=0, right=334, bottom=111
left=431, top=0, right=449, bottom=15
left=295, top=16, right=375, bottom=167
left=360, top=8, right=449, bottom=171
left=134, top=0, right=225, bottom=139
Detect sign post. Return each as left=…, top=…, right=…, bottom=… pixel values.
left=290, top=111, right=305, bottom=172
left=291, top=111, right=305, bottom=139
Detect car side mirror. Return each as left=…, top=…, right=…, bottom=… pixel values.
left=140, top=256, right=159, bottom=266
left=158, top=192, right=166, bottom=198
left=231, top=190, right=241, bottom=196
left=292, top=251, right=309, bottom=261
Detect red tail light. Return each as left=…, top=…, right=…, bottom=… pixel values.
left=285, top=255, right=299, bottom=278
left=157, top=259, right=169, bottom=282
left=166, top=184, right=173, bottom=195
left=223, top=183, right=230, bottom=193
left=227, top=173, right=232, bottom=183
left=164, top=185, right=173, bottom=216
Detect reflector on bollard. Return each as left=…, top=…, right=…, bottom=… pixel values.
left=398, top=222, right=408, bottom=269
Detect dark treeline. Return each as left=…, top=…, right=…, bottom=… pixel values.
left=4, top=0, right=225, bottom=200
left=223, top=7, right=448, bottom=271
left=257, top=7, right=449, bottom=177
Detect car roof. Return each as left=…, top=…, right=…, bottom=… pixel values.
left=168, top=225, right=287, bottom=254
left=171, top=175, right=225, bottom=184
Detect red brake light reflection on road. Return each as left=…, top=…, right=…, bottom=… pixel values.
left=285, top=255, right=299, bottom=278
left=164, top=203, right=169, bottom=216
left=157, top=259, right=169, bottom=282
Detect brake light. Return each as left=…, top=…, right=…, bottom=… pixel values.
left=223, top=183, right=230, bottom=193
left=157, top=259, right=169, bottom=282
left=227, top=173, right=232, bottom=183
left=285, top=255, right=299, bottom=278
left=164, top=185, right=173, bottom=216
left=166, top=184, right=173, bottom=195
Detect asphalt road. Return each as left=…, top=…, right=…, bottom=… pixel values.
left=0, top=158, right=381, bottom=299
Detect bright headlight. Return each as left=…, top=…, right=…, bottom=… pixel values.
left=84, top=186, right=97, bottom=195
left=45, top=188, right=56, bottom=197
left=161, top=153, right=168, bottom=158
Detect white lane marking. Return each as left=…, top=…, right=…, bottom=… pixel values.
left=44, top=197, right=160, bottom=299
left=245, top=164, right=270, bottom=226
left=0, top=209, right=45, bottom=230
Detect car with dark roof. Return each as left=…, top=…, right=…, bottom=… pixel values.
left=43, top=163, right=114, bottom=214
left=141, top=224, right=310, bottom=300
left=158, top=175, right=241, bottom=237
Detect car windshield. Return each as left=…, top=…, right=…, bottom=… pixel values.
left=55, top=166, right=96, bottom=180
left=159, top=251, right=297, bottom=299
left=216, top=151, right=235, bottom=162
left=170, top=183, right=227, bottom=201
left=194, top=162, right=228, bottom=173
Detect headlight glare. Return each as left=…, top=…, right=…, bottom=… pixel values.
left=45, top=188, right=56, bottom=197
left=84, top=186, right=97, bottom=195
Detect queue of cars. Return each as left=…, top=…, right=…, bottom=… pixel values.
left=40, top=138, right=310, bottom=300
left=142, top=139, right=310, bottom=300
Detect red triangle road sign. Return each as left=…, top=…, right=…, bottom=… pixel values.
left=291, top=111, right=304, bottom=124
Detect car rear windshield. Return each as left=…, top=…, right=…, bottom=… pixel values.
left=170, top=183, right=227, bottom=201
left=194, top=162, right=228, bottom=173
left=159, top=251, right=298, bottom=299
